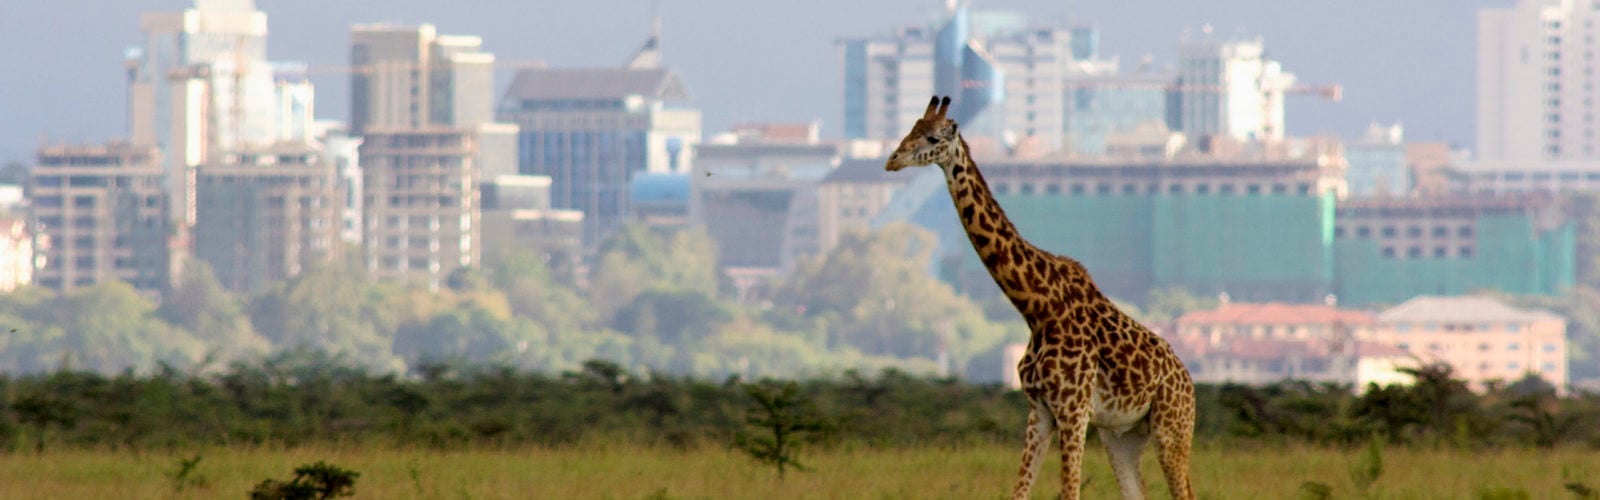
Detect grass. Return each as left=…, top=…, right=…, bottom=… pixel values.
left=0, top=442, right=1589, bottom=499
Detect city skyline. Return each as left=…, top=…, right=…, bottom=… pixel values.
left=1, top=0, right=1502, bottom=163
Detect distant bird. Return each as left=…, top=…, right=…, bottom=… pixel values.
left=704, top=170, right=714, bottom=177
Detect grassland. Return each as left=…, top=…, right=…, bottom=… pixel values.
left=0, top=443, right=1591, bottom=499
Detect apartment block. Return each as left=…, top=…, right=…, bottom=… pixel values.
left=350, top=23, right=495, bottom=135
left=691, top=123, right=842, bottom=277
left=359, top=128, right=483, bottom=290
left=480, top=175, right=583, bottom=268
left=1332, top=194, right=1573, bottom=305
left=30, top=143, right=169, bottom=293
left=194, top=143, right=343, bottom=293
left=498, top=66, right=701, bottom=245
left=1170, top=301, right=1412, bottom=389
left=1365, top=296, right=1568, bottom=390
left=1479, top=0, right=1600, bottom=161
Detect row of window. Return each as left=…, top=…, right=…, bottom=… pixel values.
left=1379, top=246, right=1473, bottom=259
left=1335, top=225, right=1473, bottom=239
left=1393, top=322, right=1526, bottom=333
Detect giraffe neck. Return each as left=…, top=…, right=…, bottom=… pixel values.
left=937, top=137, right=1049, bottom=312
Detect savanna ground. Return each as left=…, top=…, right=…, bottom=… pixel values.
left=1, top=442, right=1592, bottom=499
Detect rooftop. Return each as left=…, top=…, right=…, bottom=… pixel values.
left=502, top=67, right=690, bottom=102
left=1379, top=295, right=1564, bottom=324
left=1176, top=302, right=1377, bottom=326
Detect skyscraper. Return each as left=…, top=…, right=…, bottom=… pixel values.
left=194, top=143, right=343, bottom=293
left=125, top=0, right=312, bottom=226
left=349, top=24, right=496, bottom=136
left=359, top=127, right=490, bottom=290
left=497, top=31, right=701, bottom=246
left=30, top=143, right=170, bottom=293
left=1174, top=37, right=1295, bottom=144
left=1479, top=0, right=1600, bottom=161
left=839, top=2, right=1115, bottom=154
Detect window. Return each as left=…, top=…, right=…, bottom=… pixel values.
left=1508, top=342, right=1521, bottom=351
left=1358, top=226, right=1372, bottom=238
left=1479, top=343, right=1490, bottom=352
left=1382, top=247, right=1396, bottom=258
left=1434, top=247, right=1447, bottom=258
left=1382, top=226, right=1397, bottom=237
left=1407, top=247, right=1422, bottom=258
left=1334, top=227, right=1346, bottom=238
left=1543, top=362, right=1558, bottom=372
left=1395, top=323, right=1412, bottom=333
left=1459, top=226, right=1474, bottom=237
left=1508, top=322, right=1523, bottom=333
left=1544, top=342, right=1559, bottom=353
left=1460, top=246, right=1474, bottom=258
left=1508, top=362, right=1521, bottom=370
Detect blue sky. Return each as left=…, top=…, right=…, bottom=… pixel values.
left=0, top=0, right=1506, bottom=163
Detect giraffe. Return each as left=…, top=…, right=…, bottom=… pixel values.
left=885, top=96, right=1196, bottom=500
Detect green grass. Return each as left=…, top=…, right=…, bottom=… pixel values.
left=0, top=443, right=1590, bottom=499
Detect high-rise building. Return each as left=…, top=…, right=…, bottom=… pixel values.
left=498, top=62, right=701, bottom=245
left=359, top=127, right=487, bottom=290
left=1063, top=73, right=1176, bottom=157
left=193, top=143, right=343, bottom=293
left=1345, top=123, right=1409, bottom=197
left=1479, top=0, right=1600, bottom=161
left=126, top=0, right=312, bottom=226
left=349, top=23, right=496, bottom=136
left=29, top=143, right=169, bottom=293
left=1174, top=37, right=1296, bottom=144
left=691, top=122, right=842, bottom=279
left=839, top=3, right=1114, bottom=153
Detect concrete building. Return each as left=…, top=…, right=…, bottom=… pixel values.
left=1456, top=159, right=1600, bottom=194
left=1175, top=37, right=1296, bottom=144
left=350, top=23, right=496, bottom=135
left=193, top=143, right=343, bottom=293
left=819, top=159, right=913, bottom=256
left=839, top=2, right=1115, bottom=153
left=630, top=173, right=690, bottom=230
left=126, top=0, right=313, bottom=226
left=1346, top=123, right=1409, bottom=197
left=1478, top=0, right=1600, bottom=161
left=0, top=217, right=34, bottom=293
left=29, top=143, right=169, bottom=293
left=359, top=128, right=485, bottom=290
left=897, top=148, right=1348, bottom=302
left=497, top=64, right=701, bottom=245
left=1170, top=301, right=1414, bottom=389
left=480, top=175, right=584, bottom=269
left=1365, top=295, right=1568, bottom=391
left=691, top=122, right=842, bottom=279
left=1063, top=73, right=1177, bottom=157
left=1332, top=194, right=1573, bottom=305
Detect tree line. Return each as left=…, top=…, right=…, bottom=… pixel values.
left=0, top=357, right=1593, bottom=452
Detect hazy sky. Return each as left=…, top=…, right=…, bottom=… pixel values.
left=0, top=0, right=1508, bottom=163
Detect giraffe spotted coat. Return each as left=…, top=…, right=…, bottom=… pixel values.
left=886, top=96, right=1196, bottom=500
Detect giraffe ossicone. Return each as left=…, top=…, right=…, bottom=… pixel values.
left=886, top=95, right=1197, bottom=500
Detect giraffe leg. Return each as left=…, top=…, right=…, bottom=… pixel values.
left=1011, top=400, right=1055, bottom=500
left=1052, top=398, right=1092, bottom=500
left=1098, top=422, right=1150, bottom=500
left=1151, top=382, right=1196, bottom=500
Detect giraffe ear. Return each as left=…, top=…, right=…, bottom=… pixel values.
left=922, top=96, right=940, bottom=120
left=936, top=96, right=951, bottom=119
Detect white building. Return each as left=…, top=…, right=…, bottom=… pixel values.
left=1175, top=36, right=1296, bottom=144
left=126, top=0, right=315, bottom=226
left=350, top=23, right=496, bottom=136
left=1479, top=0, right=1600, bottom=161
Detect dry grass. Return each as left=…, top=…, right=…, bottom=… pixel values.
left=0, top=443, right=1590, bottom=499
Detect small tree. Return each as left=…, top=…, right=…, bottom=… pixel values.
left=248, top=461, right=359, bottom=500
left=734, top=381, right=830, bottom=479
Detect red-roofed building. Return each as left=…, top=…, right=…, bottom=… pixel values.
left=1172, top=299, right=1414, bottom=390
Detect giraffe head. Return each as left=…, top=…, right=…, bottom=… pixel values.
left=885, top=96, right=960, bottom=172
